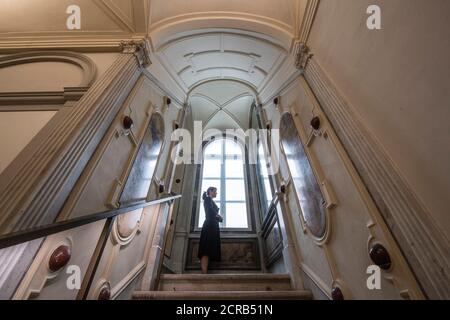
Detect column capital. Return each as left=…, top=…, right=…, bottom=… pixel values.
left=120, top=40, right=151, bottom=68
left=293, top=41, right=312, bottom=70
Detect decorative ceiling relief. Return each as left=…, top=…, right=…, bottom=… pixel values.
left=189, top=80, right=255, bottom=133
left=157, top=32, right=286, bottom=92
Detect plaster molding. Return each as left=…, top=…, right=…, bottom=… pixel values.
left=280, top=109, right=332, bottom=246
left=296, top=0, right=320, bottom=44
left=303, top=57, right=450, bottom=299
left=0, top=239, right=43, bottom=300
left=0, top=51, right=97, bottom=87
left=0, top=37, right=144, bottom=53
left=141, top=68, right=185, bottom=107
left=0, top=88, right=89, bottom=108
left=94, top=0, right=136, bottom=33
left=0, top=51, right=142, bottom=236
left=111, top=262, right=145, bottom=299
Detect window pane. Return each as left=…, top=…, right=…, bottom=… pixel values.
left=264, top=178, right=273, bottom=200
left=225, top=139, right=242, bottom=155
left=201, top=179, right=221, bottom=201
left=226, top=179, right=246, bottom=201
left=258, top=145, right=270, bottom=177
left=226, top=159, right=244, bottom=178
left=202, top=159, right=221, bottom=178
left=205, top=140, right=222, bottom=156
left=225, top=203, right=248, bottom=228
left=198, top=138, right=250, bottom=230
left=260, top=159, right=270, bottom=178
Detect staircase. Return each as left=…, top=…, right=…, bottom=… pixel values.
left=133, top=274, right=312, bottom=300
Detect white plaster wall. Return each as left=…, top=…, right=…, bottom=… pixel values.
left=0, top=111, right=56, bottom=174
left=163, top=108, right=196, bottom=273
left=308, top=0, right=450, bottom=236
left=13, top=220, right=106, bottom=300
left=63, top=75, right=182, bottom=218
left=263, top=95, right=334, bottom=296
left=263, top=77, right=424, bottom=299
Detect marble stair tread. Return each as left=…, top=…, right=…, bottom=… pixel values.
left=158, top=274, right=292, bottom=291
left=159, top=274, right=291, bottom=281
left=133, top=290, right=313, bottom=300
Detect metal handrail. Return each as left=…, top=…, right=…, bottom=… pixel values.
left=0, top=194, right=181, bottom=249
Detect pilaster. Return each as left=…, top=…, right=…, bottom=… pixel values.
left=0, top=41, right=150, bottom=299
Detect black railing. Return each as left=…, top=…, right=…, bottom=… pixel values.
left=0, top=194, right=181, bottom=250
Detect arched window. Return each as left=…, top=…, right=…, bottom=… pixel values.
left=198, top=139, right=249, bottom=229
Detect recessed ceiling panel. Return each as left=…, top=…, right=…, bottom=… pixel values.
left=204, top=110, right=241, bottom=132
left=163, top=35, right=221, bottom=72
left=193, top=80, right=253, bottom=105
left=159, top=31, right=287, bottom=91
left=180, top=68, right=220, bottom=88
left=191, top=52, right=254, bottom=72
left=222, top=34, right=283, bottom=71
left=190, top=80, right=254, bottom=131
left=221, top=68, right=265, bottom=87
left=190, top=96, right=220, bottom=124
left=222, top=95, right=254, bottom=128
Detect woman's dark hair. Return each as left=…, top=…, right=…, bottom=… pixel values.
left=202, top=187, right=217, bottom=201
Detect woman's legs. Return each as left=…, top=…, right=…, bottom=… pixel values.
left=200, top=256, right=209, bottom=274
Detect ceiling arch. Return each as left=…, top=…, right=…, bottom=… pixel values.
left=153, top=30, right=288, bottom=94
left=189, top=80, right=256, bottom=133
left=149, top=13, right=294, bottom=51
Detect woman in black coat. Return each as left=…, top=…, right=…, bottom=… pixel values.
left=198, top=187, right=222, bottom=274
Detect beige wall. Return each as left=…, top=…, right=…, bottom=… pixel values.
left=0, top=62, right=83, bottom=92
left=0, top=51, right=120, bottom=175
left=0, top=111, right=56, bottom=174
left=85, top=53, right=121, bottom=79
left=308, top=0, right=450, bottom=235
left=0, top=52, right=120, bottom=92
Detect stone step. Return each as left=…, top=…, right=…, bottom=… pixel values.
left=133, top=290, right=313, bottom=300
left=158, top=274, right=292, bottom=292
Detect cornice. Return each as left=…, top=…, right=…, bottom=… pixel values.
left=297, top=0, right=320, bottom=44
left=0, top=88, right=89, bottom=108
left=0, top=36, right=147, bottom=54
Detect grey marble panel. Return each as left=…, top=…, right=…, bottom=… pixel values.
left=280, top=112, right=326, bottom=238
left=120, top=113, right=164, bottom=204
left=186, top=238, right=261, bottom=271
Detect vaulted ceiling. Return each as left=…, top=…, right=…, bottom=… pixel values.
left=156, top=31, right=286, bottom=92
left=0, top=0, right=311, bottom=129
left=190, top=80, right=255, bottom=132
